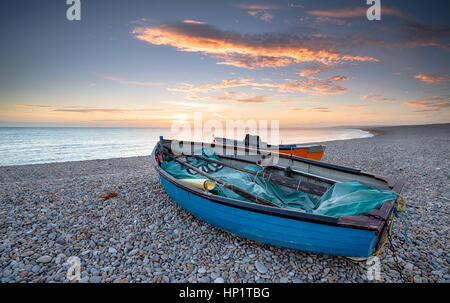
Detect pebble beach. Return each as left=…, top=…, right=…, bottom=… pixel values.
left=0, top=123, right=448, bottom=283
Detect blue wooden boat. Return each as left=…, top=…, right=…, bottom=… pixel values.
left=152, top=138, right=404, bottom=258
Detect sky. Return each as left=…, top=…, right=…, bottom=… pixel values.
left=0, top=0, right=449, bottom=127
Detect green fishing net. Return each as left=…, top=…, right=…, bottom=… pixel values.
left=161, top=147, right=397, bottom=217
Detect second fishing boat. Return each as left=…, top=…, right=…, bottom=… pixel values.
left=213, top=134, right=325, bottom=161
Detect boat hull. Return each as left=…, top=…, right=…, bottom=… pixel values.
left=277, top=148, right=324, bottom=161
left=159, top=174, right=379, bottom=258
left=213, top=137, right=325, bottom=160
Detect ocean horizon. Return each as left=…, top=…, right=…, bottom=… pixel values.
left=0, top=127, right=373, bottom=166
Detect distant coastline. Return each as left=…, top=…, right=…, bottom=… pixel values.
left=1, top=124, right=448, bottom=167
left=0, top=126, right=374, bottom=167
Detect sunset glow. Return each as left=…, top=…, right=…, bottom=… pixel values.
left=0, top=1, right=449, bottom=127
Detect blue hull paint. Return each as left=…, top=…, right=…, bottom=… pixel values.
left=159, top=175, right=378, bottom=257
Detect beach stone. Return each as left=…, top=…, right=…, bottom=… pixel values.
left=108, top=247, right=117, bottom=254
left=89, top=276, right=102, bottom=283
left=214, top=277, right=224, bottom=283
left=242, top=257, right=251, bottom=263
left=3, top=269, right=12, bottom=278
left=128, top=249, right=138, bottom=256
left=37, top=256, right=52, bottom=263
left=255, top=261, right=267, bottom=274
left=198, top=267, right=206, bottom=274
left=404, top=263, right=414, bottom=274
left=56, top=237, right=66, bottom=245
left=21, top=251, right=34, bottom=257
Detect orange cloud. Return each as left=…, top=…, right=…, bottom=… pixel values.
left=281, top=78, right=346, bottom=96
left=132, top=22, right=378, bottom=69
left=168, top=78, right=257, bottom=92
left=307, top=6, right=408, bottom=19
left=328, top=75, right=348, bottom=81
left=183, top=20, right=205, bottom=24
left=311, top=107, right=331, bottom=112
left=344, top=105, right=368, bottom=109
left=53, top=108, right=132, bottom=113
left=404, top=96, right=450, bottom=112
left=235, top=95, right=269, bottom=103
left=414, top=74, right=450, bottom=84
left=361, top=94, right=396, bottom=102
left=12, top=104, right=51, bottom=109
left=289, top=106, right=331, bottom=112
left=169, top=76, right=347, bottom=96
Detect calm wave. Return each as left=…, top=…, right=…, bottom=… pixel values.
left=0, top=127, right=373, bottom=166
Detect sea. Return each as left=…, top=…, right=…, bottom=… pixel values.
left=0, top=127, right=373, bottom=166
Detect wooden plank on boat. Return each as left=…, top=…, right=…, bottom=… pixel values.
left=337, top=200, right=396, bottom=234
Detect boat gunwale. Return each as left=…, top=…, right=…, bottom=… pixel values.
left=151, top=140, right=404, bottom=234
left=213, top=136, right=325, bottom=152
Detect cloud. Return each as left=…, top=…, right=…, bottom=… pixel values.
left=12, top=104, right=51, bottom=109
left=281, top=78, right=347, bottom=95
left=299, top=63, right=344, bottom=77
left=209, top=91, right=270, bottom=103
left=370, top=23, right=450, bottom=51
left=361, top=94, right=396, bottom=102
left=236, top=95, right=269, bottom=103
left=400, top=24, right=450, bottom=51
left=311, top=107, right=331, bottom=112
left=404, top=96, right=450, bottom=112
left=344, top=105, right=368, bottom=109
left=288, top=3, right=304, bottom=10
left=313, top=16, right=350, bottom=26
left=328, top=75, right=348, bottom=81
left=234, top=4, right=280, bottom=22
left=53, top=108, right=132, bottom=113
left=168, top=78, right=256, bottom=93
left=415, top=74, right=450, bottom=84
left=100, top=74, right=165, bottom=86
left=183, top=20, right=205, bottom=24
left=289, top=106, right=331, bottom=112
left=307, top=6, right=409, bottom=20
left=129, top=18, right=153, bottom=25
left=259, top=12, right=273, bottom=22
left=132, top=22, right=378, bottom=69
left=168, top=76, right=347, bottom=96
left=234, top=4, right=281, bottom=10
left=52, top=107, right=169, bottom=114
left=10, top=104, right=171, bottom=114
left=163, top=101, right=209, bottom=108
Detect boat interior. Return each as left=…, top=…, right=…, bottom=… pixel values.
left=157, top=138, right=403, bottom=236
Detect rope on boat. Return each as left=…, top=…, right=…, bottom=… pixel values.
left=371, top=193, right=409, bottom=282
left=253, top=169, right=260, bottom=182
left=296, top=180, right=302, bottom=191
left=372, top=193, right=408, bottom=256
